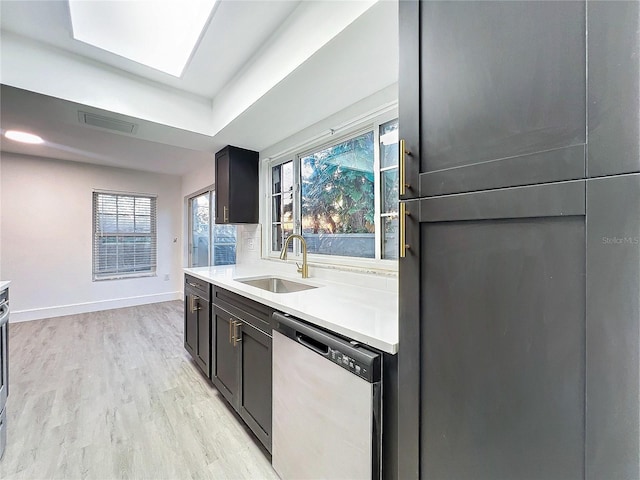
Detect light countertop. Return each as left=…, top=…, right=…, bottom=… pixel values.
left=184, top=262, right=398, bottom=354
left=0, top=281, right=10, bottom=292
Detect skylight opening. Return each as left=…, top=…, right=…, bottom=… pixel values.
left=68, top=0, right=218, bottom=77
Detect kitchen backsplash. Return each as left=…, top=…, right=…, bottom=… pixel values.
left=234, top=224, right=396, bottom=293
left=235, top=224, right=262, bottom=264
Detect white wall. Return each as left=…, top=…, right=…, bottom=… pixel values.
left=259, top=84, right=397, bottom=161
left=209, top=0, right=377, bottom=137
left=181, top=164, right=215, bottom=202
left=0, top=154, right=3, bottom=279
left=0, top=153, right=183, bottom=322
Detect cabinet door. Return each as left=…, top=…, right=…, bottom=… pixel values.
left=184, top=292, right=197, bottom=359
left=585, top=173, right=640, bottom=480
left=400, top=181, right=588, bottom=480
left=214, top=146, right=259, bottom=224
left=238, top=321, right=272, bottom=452
left=398, top=0, right=420, bottom=200
left=587, top=1, right=640, bottom=177
left=211, top=305, right=239, bottom=408
left=215, top=150, right=230, bottom=224
left=408, top=1, right=586, bottom=197
left=195, top=298, right=211, bottom=377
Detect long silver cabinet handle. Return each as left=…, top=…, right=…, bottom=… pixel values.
left=190, top=295, right=201, bottom=314
left=233, top=321, right=242, bottom=346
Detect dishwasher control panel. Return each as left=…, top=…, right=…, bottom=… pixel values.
left=328, top=347, right=377, bottom=382
left=273, top=311, right=381, bottom=383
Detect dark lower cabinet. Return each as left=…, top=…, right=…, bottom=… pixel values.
left=212, top=307, right=239, bottom=405
left=184, top=275, right=211, bottom=377
left=402, top=182, right=588, bottom=480
left=398, top=177, right=640, bottom=480
left=184, top=294, right=197, bottom=357
left=194, top=299, right=210, bottom=375
left=238, top=320, right=272, bottom=451
left=211, top=288, right=273, bottom=453
left=185, top=277, right=273, bottom=452
left=585, top=174, right=640, bottom=480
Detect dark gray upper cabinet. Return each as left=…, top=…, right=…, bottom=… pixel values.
left=398, top=0, right=421, bottom=200
left=215, top=145, right=259, bottom=224
left=411, top=1, right=587, bottom=197
left=587, top=1, right=640, bottom=177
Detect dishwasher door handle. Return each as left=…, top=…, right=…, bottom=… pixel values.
left=0, top=302, right=8, bottom=328
left=296, top=332, right=329, bottom=356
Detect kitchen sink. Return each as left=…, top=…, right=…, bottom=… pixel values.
left=235, top=276, right=319, bottom=294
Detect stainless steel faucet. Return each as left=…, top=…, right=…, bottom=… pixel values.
left=280, top=234, right=309, bottom=278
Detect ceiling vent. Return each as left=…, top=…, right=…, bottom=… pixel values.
left=78, top=111, right=138, bottom=134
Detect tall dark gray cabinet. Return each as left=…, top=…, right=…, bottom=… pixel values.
left=397, top=1, right=640, bottom=479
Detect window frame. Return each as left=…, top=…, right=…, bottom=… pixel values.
left=92, top=190, right=157, bottom=281
left=263, top=109, right=399, bottom=271
left=188, top=188, right=213, bottom=268
left=187, top=187, right=237, bottom=268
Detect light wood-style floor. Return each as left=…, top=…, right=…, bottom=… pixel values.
left=0, top=301, right=279, bottom=480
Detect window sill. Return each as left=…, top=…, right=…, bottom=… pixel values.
left=93, top=272, right=157, bottom=282
left=263, top=254, right=398, bottom=277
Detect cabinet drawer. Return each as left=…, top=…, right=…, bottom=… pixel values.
left=185, top=275, right=210, bottom=301
left=213, top=287, right=272, bottom=335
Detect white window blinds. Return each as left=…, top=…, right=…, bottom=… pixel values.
left=93, top=191, right=157, bottom=280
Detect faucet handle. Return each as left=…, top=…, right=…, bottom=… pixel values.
left=296, top=262, right=303, bottom=273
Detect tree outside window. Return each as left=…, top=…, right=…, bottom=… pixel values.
left=269, top=115, right=399, bottom=263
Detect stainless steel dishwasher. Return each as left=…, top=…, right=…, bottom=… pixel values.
left=272, top=312, right=382, bottom=480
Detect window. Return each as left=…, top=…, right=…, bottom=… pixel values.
left=271, top=161, right=294, bottom=252
left=379, top=119, right=400, bottom=260
left=269, top=115, right=399, bottom=265
left=300, top=131, right=376, bottom=258
left=190, top=192, right=211, bottom=267
left=188, top=190, right=236, bottom=267
left=93, top=191, right=157, bottom=280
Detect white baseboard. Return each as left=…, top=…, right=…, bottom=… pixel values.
left=10, top=291, right=182, bottom=323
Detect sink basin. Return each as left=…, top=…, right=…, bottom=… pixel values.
left=235, top=276, right=318, bottom=294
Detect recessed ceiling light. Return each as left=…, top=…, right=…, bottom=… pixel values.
left=4, top=130, right=44, bottom=144
left=68, top=0, right=218, bottom=77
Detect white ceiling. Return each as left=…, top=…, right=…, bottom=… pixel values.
left=0, top=0, right=398, bottom=176
left=0, top=0, right=301, bottom=99
left=0, top=85, right=215, bottom=175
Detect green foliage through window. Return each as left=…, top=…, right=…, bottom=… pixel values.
left=301, top=131, right=375, bottom=236
left=270, top=116, right=399, bottom=262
